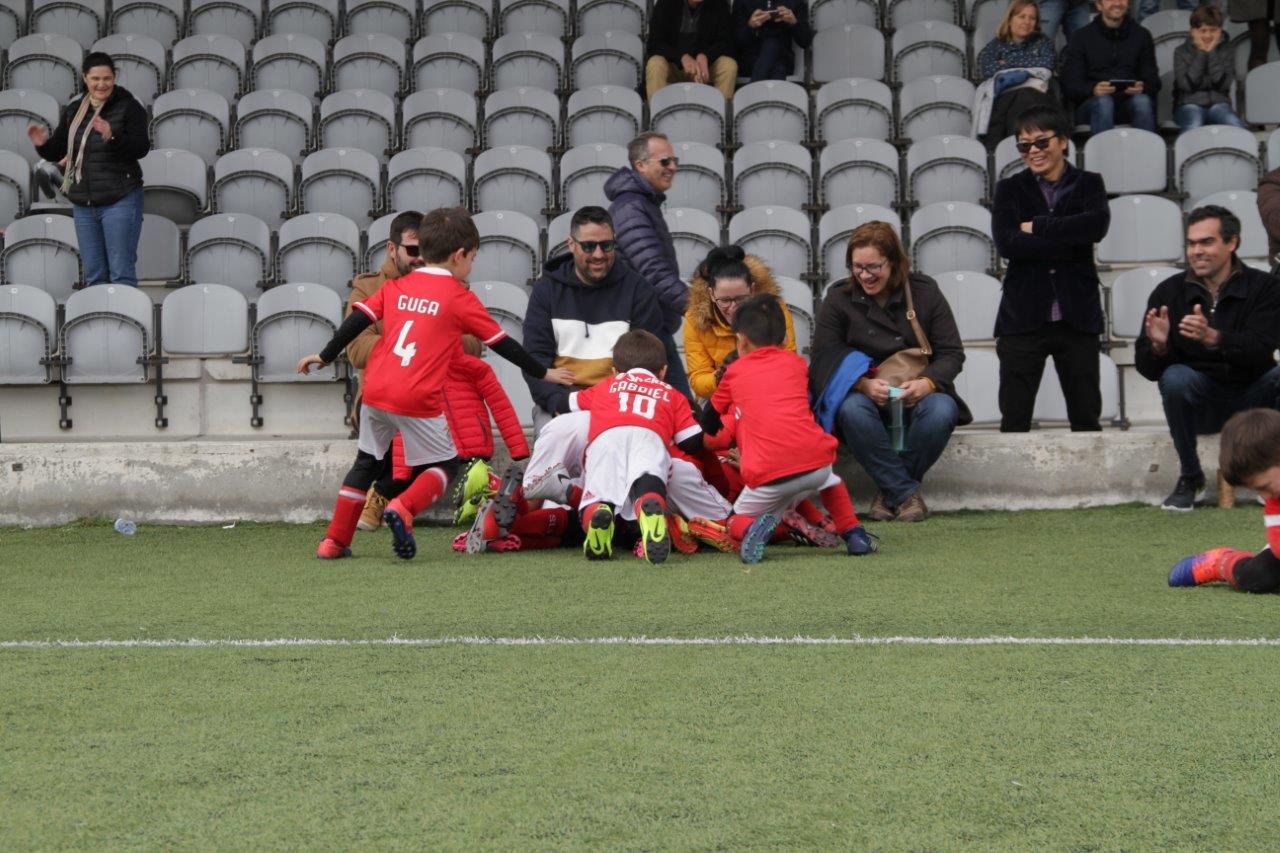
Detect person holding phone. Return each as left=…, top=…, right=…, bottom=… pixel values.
left=1061, top=0, right=1160, bottom=133
left=732, top=0, right=812, bottom=83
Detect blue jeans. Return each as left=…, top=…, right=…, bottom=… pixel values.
left=71, top=186, right=144, bottom=286
left=1075, top=93, right=1156, bottom=133
left=1136, top=0, right=1195, bottom=20
left=836, top=391, right=960, bottom=506
left=1174, top=102, right=1247, bottom=132
left=1158, top=363, right=1280, bottom=477
left=1038, top=0, right=1093, bottom=42
left=660, top=331, right=693, bottom=401
left=749, top=36, right=790, bottom=82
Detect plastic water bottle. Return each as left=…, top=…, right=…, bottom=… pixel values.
left=113, top=518, right=136, bottom=536
left=888, top=387, right=907, bottom=453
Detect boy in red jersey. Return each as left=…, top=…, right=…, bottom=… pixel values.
left=568, top=329, right=704, bottom=563
left=699, top=293, right=877, bottom=564
left=297, top=207, right=573, bottom=560
left=1169, top=408, right=1280, bottom=591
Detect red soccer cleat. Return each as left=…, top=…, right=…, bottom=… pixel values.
left=781, top=509, right=842, bottom=548
left=316, top=537, right=352, bottom=559
left=668, top=514, right=700, bottom=554
left=687, top=517, right=738, bottom=553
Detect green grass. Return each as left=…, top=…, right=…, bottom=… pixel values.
left=2, top=506, right=1279, bottom=848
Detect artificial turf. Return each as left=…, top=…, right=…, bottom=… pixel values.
left=2, top=505, right=1278, bottom=848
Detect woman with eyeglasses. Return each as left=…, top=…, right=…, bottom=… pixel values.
left=975, top=0, right=1060, bottom=141
left=683, top=245, right=797, bottom=399
left=810, top=222, right=971, bottom=523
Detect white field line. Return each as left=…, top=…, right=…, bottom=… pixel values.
left=3, top=635, right=1280, bottom=649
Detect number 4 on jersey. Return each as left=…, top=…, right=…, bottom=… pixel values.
left=392, top=320, right=417, bottom=367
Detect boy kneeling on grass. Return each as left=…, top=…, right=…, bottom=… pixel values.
left=1169, top=408, right=1280, bottom=590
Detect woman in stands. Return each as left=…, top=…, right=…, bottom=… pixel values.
left=27, top=52, right=150, bottom=288
left=976, top=0, right=1060, bottom=141
left=810, top=222, right=970, bottom=523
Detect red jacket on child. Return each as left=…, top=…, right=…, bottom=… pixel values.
left=442, top=354, right=531, bottom=460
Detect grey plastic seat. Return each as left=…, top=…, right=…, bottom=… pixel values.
left=363, top=212, right=393, bottom=271
left=813, top=0, right=878, bottom=29
left=650, top=82, right=727, bottom=146
left=812, top=25, right=886, bottom=83
left=171, top=34, right=246, bottom=101
left=733, top=140, right=813, bottom=211
left=300, top=147, right=382, bottom=226
left=31, top=0, right=103, bottom=48
left=1144, top=9, right=1192, bottom=76
left=491, top=32, right=564, bottom=93
left=949, top=348, right=999, bottom=424
left=933, top=270, right=1000, bottom=342
left=213, top=147, right=295, bottom=228
left=473, top=209, right=541, bottom=285
left=473, top=278, right=536, bottom=423
left=319, top=89, right=396, bottom=156
left=420, top=0, right=491, bottom=40
left=910, top=201, right=995, bottom=275
left=577, top=0, right=644, bottom=35
left=91, top=34, right=166, bottom=105
left=664, top=207, right=722, bottom=279
left=150, top=88, right=231, bottom=165
left=136, top=213, right=181, bottom=281
left=819, top=138, right=900, bottom=210
left=276, top=212, right=360, bottom=292
left=815, top=78, right=894, bottom=142
left=888, top=0, right=957, bottom=27
left=993, top=133, right=1077, bottom=181
left=967, top=0, right=1003, bottom=48
left=235, top=89, right=314, bottom=163
left=472, top=145, right=554, bottom=225
left=498, top=0, right=570, bottom=36
left=1035, top=354, right=1120, bottom=423
left=266, top=0, right=340, bottom=42
left=545, top=209, right=573, bottom=258
left=1081, top=128, right=1167, bottom=194
left=109, top=0, right=182, bottom=46
left=162, top=283, right=250, bottom=355
left=1, top=213, right=80, bottom=301
left=0, top=149, right=30, bottom=226
left=1245, top=62, right=1280, bottom=124
left=332, top=33, right=406, bottom=97
left=412, top=33, right=485, bottom=95
left=4, top=34, right=83, bottom=102
left=571, top=31, right=644, bottom=90
left=1174, top=125, right=1262, bottom=208
left=60, top=283, right=153, bottom=383
left=559, top=142, right=627, bottom=211
left=402, top=88, right=478, bottom=156
left=898, top=75, right=974, bottom=139
left=906, top=135, right=988, bottom=208
left=345, top=0, right=414, bottom=37
left=0, top=0, right=21, bottom=51
left=1097, top=194, right=1183, bottom=264
left=775, top=275, right=814, bottom=355
left=733, top=80, right=809, bottom=146
left=565, top=84, right=642, bottom=147
left=140, top=148, right=209, bottom=226
left=188, top=0, right=260, bottom=43
left=892, top=21, right=967, bottom=84
left=1194, top=190, right=1268, bottom=260
left=387, top=147, right=467, bottom=214
left=1109, top=265, right=1180, bottom=339
left=251, top=33, right=327, bottom=98
left=662, top=141, right=725, bottom=211
left=186, top=212, right=273, bottom=297
left=483, top=86, right=560, bottom=150
left=0, top=284, right=57, bottom=382
left=728, top=206, right=812, bottom=279
left=819, top=203, right=901, bottom=281
left=1268, top=127, right=1280, bottom=169
left=253, top=281, right=343, bottom=382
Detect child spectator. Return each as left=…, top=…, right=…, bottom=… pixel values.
left=1173, top=4, right=1246, bottom=132
left=1169, top=408, right=1280, bottom=591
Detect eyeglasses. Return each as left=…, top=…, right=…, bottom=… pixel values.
left=574, top=239, right=616, bottom=254
left=1015, top=134, right=1058, bottom=154
left=851, top=261, right=887, bottom=276
left=713, top=294, right=750, bottom=308
left=396, top=243, right=421, bottom=257
left=649, top=156, right=679, bottom=168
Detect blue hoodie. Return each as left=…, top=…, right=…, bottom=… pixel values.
left=604, top=166, right=688, bottom=333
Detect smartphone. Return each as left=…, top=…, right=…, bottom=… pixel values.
left=1109, top=79, right=1137, bottom=89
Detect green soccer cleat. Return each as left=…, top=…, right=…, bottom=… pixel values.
left=451, top=458, right=494, bottom=520
left=635, top=498, right=670, bottom=565
left=583, top=504, right=615, bottom=560
left=454, top=493, right=484, bottom=527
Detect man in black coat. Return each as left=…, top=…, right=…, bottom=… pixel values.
left=1136, top=205, right=1280, bottom=511
left=1060, top=0, right=1159, bottom=132
left=645, top=0, right=738, bottom=100
left=991, top=106, right=1111, bottom=432
left=732, top=0, right=812, bottom=82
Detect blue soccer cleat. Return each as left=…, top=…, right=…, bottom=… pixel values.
left=842, top=525, right=879, bottom=556
left=1168, top=554, right=1199, bottom=587
left=740, top=513, right=779, bottom=565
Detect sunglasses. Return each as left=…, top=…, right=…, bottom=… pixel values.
left=396, top=243, right=421, bottom=257
left=575, top=239, right=616, bottom=254
left=653, top=156, right=679, bottom=168
left=1015, top=134, right=1058, bottom=154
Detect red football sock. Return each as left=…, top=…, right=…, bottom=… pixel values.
left=512, top=507, right=569, bottom=537
left=391, top=434, right=411, bottom=481
left=325, top=486, right=367, bottom=547
left=395, top=466, right=450, bottom=518
left=1195, top=548, right=1255, bottom=586
left=819, top=482, right=860, bottom=533
left=566, top=485, right=583, bottom=509
left=728, top=514, right=755, bottom=542
left=796, top=499, right=825, bottom=525
left=580, top=501, right=603, bottom=531
left=632, top=490, right=667, bottom=519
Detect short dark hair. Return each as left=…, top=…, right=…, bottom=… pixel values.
left=82, top=52, right=116, bottom=76
left=418, top=206, right=480, bottom=263
left=1187, top=204, right=1242, bottom=249
left=1220, top=409, right=1280, bottom=486
left=1190, top=3, right=1223, bottom=27
left=732, top=293, right=788, bottom=348
left=570, top=205, right=614, bottom=236
left=388, top=210, right=422, bottom=245
left=1014, top=106, right=1071, bottom=141
left=627, top=131, right=668, bottom=165
left=612, top=329, right=667, bottom=373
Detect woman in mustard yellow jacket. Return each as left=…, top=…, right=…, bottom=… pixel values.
left=683, top=245, right=797, bottom=399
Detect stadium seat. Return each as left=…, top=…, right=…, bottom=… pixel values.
left=649, top=82, right=727, bottom=146
left=565, top=85, right=643, bottom=148
left=1194, top=190, right=1268, bottom=261
left=664, top=207, right=722, bottom=279
left=213, top=147, right=295, bottom=228
left=473, top=209, right=541, bottom=285
left=136, top=213, right=181, bottom=282
left=891, top=21, right=967, bottom=84
left=60, top=283, right=154, bottom=383
left=1034, top=354, right=1120, bottom=423
left=1, top=214, right=80, bottom=301
left=909, top=201, right=995, bottom=276
left=276, top=212, right=360, bottom=292
left=140, top=149, right=209, bottom=226
left=1144, top=9, right=1191, bottom=76
left=1097, top=195, right=1184, bottom=264
left=577, top=0, right=644, bottom=36
left=250, top=33, right=327, bottom=99
left=888, top=0, right=958, bottom=28
left=812, top=25, right=887, bottom=83
left=571, top=31, right=644, bottom=90
left=967, top=0, right=1003, bottom=48
left=1174, top=125, right=1262, bottom=208
left=162, top=283, right=250, bottom=356
left=559, top=142, right=628, bottom=212
left=1246, top=61, right=1280, bottom=124
left=91, top=34, right=165, bottom=106
left=31, top=0, right=103, bottom=48
left=345, top=0, right=415, bottom=38
left=1081, top=128, right=1167, bottom=195
left=185, top=212, right=273, bottom=297
left=546, top=210, right=573, bottom=258
left=1109, top=265, right=1180, bottom=339
left=170, top=37, right=244, bottom=106
left=733, top=140, right=813, bottom=212
left=949, top=347, right=1000, bottom=424
left=906, top=135, right=989, bottom=208
left=733, top=80, right=809, bottom=146
left=109, top=0, right=182, bottom=47
left=0, top=149, right=30, bottom=227
left=818, top=203, right=900, bottom=282
left=4, top=34, right=83, bottom=103
left=898, top=75, right=975, bottom=140
left=332, top=33, right=406, bottom=97
left=412, top=33, right=485, bottom=95
left=933, top=270, right=1000, bottom=343
left=0, top=0, right=21, bottom=51
left=472, top=278, right=537, bottom=425
left=1156, top=68, right=1177, bottom=131
left=811, top=0, right=879, bottom=29
left=728, top=206, right=812, bottom=280
left=815, top=78, right=894, bottom=143
left=387, top=147, right=467, bottom=215
left=819, top=137, right=900, bottom=211
left=188, top=0, right=260, bottom=44
left=319, top=89, right=396, bottom=157
left=0, top=284, right=57, bottom=383
left=420, top=0, right=491, bottom=40
left=491, top=32, right=564, bottom=93
left=300, top=147, right=383, bottom=227
left=234, top=89, right=314, bottom=163
left=402, top=88, right=478, bottom=157
left=662, top=141, right=725, bottom=211
left=265, top=0, right=340, bottom=42
left=498, top=0, right=571, bottom=36
left=483, top=86, right=561, bottom=150
left=993, top=134, right=1076, bottom=181
left=776, top=275, right=814, bottom=355
left=472, top=145, right=554, bottom=225
left=363, top=212, right=394, bottom=271
left=253, top=281, right=343, bottom=382
left=150, top=88, right=231, bottom=166
left=1268, top=127, right=1280, bottom=170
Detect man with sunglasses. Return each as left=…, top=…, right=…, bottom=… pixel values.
left=991, top=106, right=1111, bottom=433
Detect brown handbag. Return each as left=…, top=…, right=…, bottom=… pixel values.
left=873, top=277, right=932, bottom=388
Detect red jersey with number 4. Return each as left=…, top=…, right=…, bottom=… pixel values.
left=353, top=266, right=506, bottom=418
left=569, top=368, right=701, bottom=447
